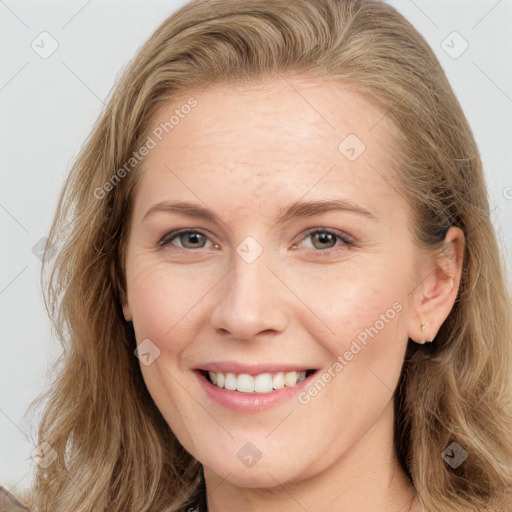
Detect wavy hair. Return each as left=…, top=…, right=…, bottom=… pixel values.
left=22, top=0, right=512, bottom=510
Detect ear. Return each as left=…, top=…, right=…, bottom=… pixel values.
left=120, top=286, right=132, bottom=322
left=118, top=260, right=132, bottom=322
left=122, top=302, right=132, bottom=322
left=408, top=226, right=465, bottom=343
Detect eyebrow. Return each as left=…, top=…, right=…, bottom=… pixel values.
left=142, top=198, right=377, bottom=225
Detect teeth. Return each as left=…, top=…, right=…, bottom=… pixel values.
left=237, top=374, right=254, bottom=393
left=225, top=373, right=237, bottom=391
left=284, top=371, right=298, bottom=387
left=272, top=372, right=284, bottom=390
left=254, top=373, right=273, bottom=393
left=206, top=370, right=308, bottom=393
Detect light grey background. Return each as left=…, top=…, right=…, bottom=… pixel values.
left=1, top=0, right=511, bottom=496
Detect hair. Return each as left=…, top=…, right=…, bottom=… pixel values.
left=20, top=0, right=511, bottom=510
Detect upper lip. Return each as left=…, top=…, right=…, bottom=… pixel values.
left=195, top=362, right=318, bottom=375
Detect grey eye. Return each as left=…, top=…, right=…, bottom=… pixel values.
left=309, top=231, right=337, bottom=250
left=159, top=230, right=210, bottom=249
left=177, top=231, right=208, bottom=249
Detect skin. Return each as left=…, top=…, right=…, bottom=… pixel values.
left=122, top=77, right=464, bottom=512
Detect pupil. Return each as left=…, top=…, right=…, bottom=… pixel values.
left=314, top=232, right=334, bottom=249
left=184, top=233, right=204, bottom=248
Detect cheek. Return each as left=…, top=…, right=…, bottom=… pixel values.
left=289, top=250, right=415, bottom=408
left=126, top=256, right=217, bottom=350
left=294, top=262, right=412, bottom=449
left=287, top=252, right=412, bottom=347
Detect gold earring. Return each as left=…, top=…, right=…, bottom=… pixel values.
left=418, top=322, right=434, bottom=344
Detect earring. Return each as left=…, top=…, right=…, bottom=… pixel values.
left=418, top=322, right=435, bottom=344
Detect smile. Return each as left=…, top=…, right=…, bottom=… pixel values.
left=203, top=370, right=316, bottom=393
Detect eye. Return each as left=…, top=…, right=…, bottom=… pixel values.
left=157, top=228, right=355, bottom=255
left=158, top=229, right=217, bottom=251
left=293, top=228, right=355, bottom=254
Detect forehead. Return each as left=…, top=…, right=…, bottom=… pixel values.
left=158, top=77, right=397, bottom=151
left=134, top=77, right=404, bottom=220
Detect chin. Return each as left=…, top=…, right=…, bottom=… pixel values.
left=203, top=458, right=302, bottom=489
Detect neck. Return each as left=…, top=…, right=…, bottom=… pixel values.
left=203, top=401, right=418, bottom=512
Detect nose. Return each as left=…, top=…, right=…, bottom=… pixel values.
left=209, top=250, right=289, bottom=341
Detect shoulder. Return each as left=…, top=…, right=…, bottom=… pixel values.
left=0, top=486, right=31, bottom=512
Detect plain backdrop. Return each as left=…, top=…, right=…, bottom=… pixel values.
left=1, top=0, right=511, bottom=495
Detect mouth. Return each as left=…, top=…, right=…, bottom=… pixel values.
left=197, top=369, right=318, bottom=394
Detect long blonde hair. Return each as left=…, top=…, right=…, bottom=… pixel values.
left=24, top=0, right=512, bottom=510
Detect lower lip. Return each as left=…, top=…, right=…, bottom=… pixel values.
left=195, top=371, right=317, bottom=412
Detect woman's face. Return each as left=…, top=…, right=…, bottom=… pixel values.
left=123, top=78, right=429, bottom=488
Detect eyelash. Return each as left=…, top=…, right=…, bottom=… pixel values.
left=157, top=228, right=355, bottom=256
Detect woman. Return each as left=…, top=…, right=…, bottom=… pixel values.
left=13, top=0, right=512, bottom=510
